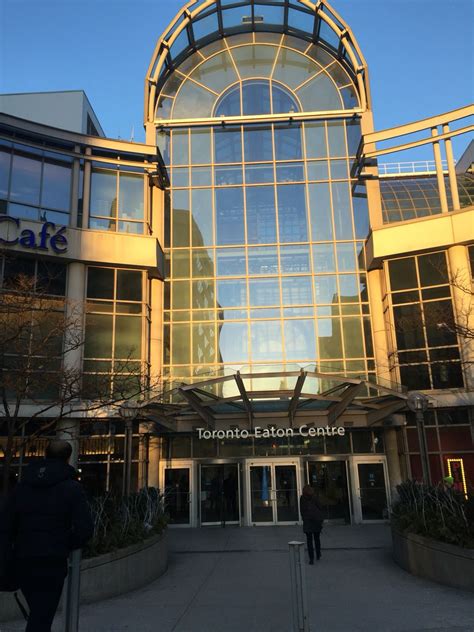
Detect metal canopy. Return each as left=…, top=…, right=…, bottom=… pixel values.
left=144, top=370, right=408, bottom=431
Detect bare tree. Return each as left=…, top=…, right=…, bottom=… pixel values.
left=0, top=261, right=160, bottom=495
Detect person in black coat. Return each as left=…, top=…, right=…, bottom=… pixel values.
left=299, top=484, right=324, bottom=564
left=0, top=440, right=94, bottom=632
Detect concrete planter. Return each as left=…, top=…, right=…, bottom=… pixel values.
left=0, top=531, right=168, bottom=622
left=392, top=527, right=474, bottom=592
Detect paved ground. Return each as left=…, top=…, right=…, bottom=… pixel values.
left=3, top=525, right=474, bottom=632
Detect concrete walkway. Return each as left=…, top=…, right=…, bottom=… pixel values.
left=3, top=525, right=474, bottom=632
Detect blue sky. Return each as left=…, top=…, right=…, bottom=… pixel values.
left=1, top=0, right=473, bottom=156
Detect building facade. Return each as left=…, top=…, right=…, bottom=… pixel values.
left=1, top=0, right=473, bottom=526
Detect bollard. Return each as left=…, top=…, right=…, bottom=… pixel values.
left=288, top=541, right=309, bottom=632
left=62, top=549, right=82, bottom=632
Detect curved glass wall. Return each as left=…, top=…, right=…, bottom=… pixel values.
left=156, top=35, right=359, bottom=121
left=380, top=174, right=474, bottom=224
left=161, top=113, right=372, bottom=387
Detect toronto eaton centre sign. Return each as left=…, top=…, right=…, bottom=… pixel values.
left=197, top=425, right=346, bottom=440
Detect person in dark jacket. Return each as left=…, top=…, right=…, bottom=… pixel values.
left=299, top=484, right=324, bottom=564
left=0, top=440, right=94, bottom=632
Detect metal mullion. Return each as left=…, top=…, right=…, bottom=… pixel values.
left=110, top=269, right=118, bottom=394
left=293, top=66, right=325, bottom=92
left=185, top=75, right=221, bottom=97
left=342, top=119, right=357, bottom=241
left=225, top=42, right=242, bottom=82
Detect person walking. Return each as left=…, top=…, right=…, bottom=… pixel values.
left=299, top=484, right=324, bottom=565
left=0, top=439, right=94, bottom=632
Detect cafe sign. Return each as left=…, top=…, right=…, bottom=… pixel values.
left=197, top=425, right=346, bottom=440
left=0, top=217, right=68, bottom=254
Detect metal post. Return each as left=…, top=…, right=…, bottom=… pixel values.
left=122, top=419, right=133, bottom=497
left=288, top=541, right=309, bottom=632
left=416, top=410, right=431, bottom=485
left=431, top=127, right=449, bottom=213
left=443, top=123, right=461, bottom=211
left=63, top=549, right=82, bottom=632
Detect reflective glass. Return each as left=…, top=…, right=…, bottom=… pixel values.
left=287, top=6, right=313, bottom=33
left=305, top=123, right=327, bottom=158
left=192, top=249, right=215, bottom=278
left=245, top=164, right=274, bottom=184
left=191, top=51, right=239, bottom=93
left=309, top=183, right=332, bottom=241
left=336, top=243, right=356, bottom=271
left=215, top=165, right=243, bottom=186
left=353, top=185, right=370, bottom=239
left=248, top=247, right=278, bottom=274
left=317, top=318, right=343, bottom=359
left=312, top=244, right=335, bottom=272
left=192, top=12, right=219, bottom=41
left=243, top=81, right=271, bottom=115
left=273, top=48, right=320, bottom=90
left=192, top=280, right=215, bottom=309
left=284, top=320, right=316, bottom=361
left=172, top=131, right=189, bottom=166
left=281, top=276, right=313, bottom=305
left=280, top=245, right=310, bottom=273
left=172, top=190, right=190, bottom=247
left=117, top=270, right=142, bottom=301
left=254, top=4, right=285, bottom=27
left=277, top=184, right=308, bottom=242
left=115, top=316, right=142, bottom=359
left=330, top=160, right=348, bottom=180
left=41, top=159, right=71, bottom=211
left=215, top=85, right=241, bottom=117
left=90, top=170, right=116, bottom=216
left=222, top=5, right=252, bottom=29
left=119, top=173, right=143, bottom=220
left=215, top=128, right=242, bottom=163
left=249, top=278, right=280, bottom=306
left=274, top=125, right=302, bottom=161
left=276, top=163, right=304, bottom=183
left=342, top=318, right=364, bottom=357
left=172, top=167, right=189, bottom=188
left=10, top=152, right=41, bottom=205
left=191, top=189, right=213, bottom=246
left=332, top=182, right=353, bottom=240
left=87, top=267, right=114, bottom=299
left=192, top=167, right=212, bottom=186
left=251, top=321, right=283, bottom=361
left=7, top=202, right=38, bottom=221
left=215, top=187, right=245, bottom=245
left=272, top=84, right=300, bottom=114
left=172, top=250, right=191, bottom=278
left=172, top=323, right=191, bottom=365
left=172, top=280, right=190, bottom=310
left=418, top=252, right=448, bottom=286
left=84, top=314, right=113, bottom=358
left=191, top=129, right=212, bottom=165
left=314, top=275, right=337, bottom=304
left=297, top=73, right=342, bottom=111
left=0, top=143, right=11, bottom=198
left=388, top=258, right=417, bottom=291
left=173, top=81, right=215, bottom=118
left=217, top=279, right=247, bottom=307
left=216, top=248, right=246, bottom=276
left=244, top=126, right=273, bottom=162
left=193, top=323, right=216, bottom=364
left=246, top=186, right=277, bottom=244
left=327, top=122, right=347, bottom=157
left=338, top=275, right=360, bottom=303
left=307, top=161, right=329, bottom=181
left=231, top=45, right=277, bottom=79
left=393, top=304, right=424, bottom=350
left=219, top=322, right=249, bottom=362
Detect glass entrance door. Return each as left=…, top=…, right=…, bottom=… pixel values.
left=354, top=461, right=389, bottom=521
left=248, top=462, right=300, bottom=525
left=199, top=464, right=240, bottom=525
left=307, top=461, right=351, bottom=523
left=164, top=467, right=191, bottom=525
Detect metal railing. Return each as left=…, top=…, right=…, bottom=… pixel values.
left=378, top=159, right=453, bottom=175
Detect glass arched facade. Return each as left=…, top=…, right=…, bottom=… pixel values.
left=157, top=31, right=372, bottom=389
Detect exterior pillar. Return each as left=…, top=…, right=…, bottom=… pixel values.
left=431, top=127, right=449, bottom=213
left=56, top=419, right=80, bottom=469
left=443, top=124, right=460, bottom=211
left=384, top=428, right=403, bottom=498
left=70, top=145, right=80, bottom=227
left=447, top=245, right=474, bottom=390
left=367, top=268, right=392, bottom=386
left=147, top=436, right=161, bottom=489
left=64, top=262, right=86, bottom=381
left=81, top=147, right=92, bottom=229
left=360, top=111, right=384, bottom=230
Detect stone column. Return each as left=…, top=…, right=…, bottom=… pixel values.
left=367, top=268, right=392, bottom=385
left=385, top=428, right=403, bottom=499
left=56, top=418, right=80, bottom=468
left=147, top=436, right=161, bottom=489
left=447, top=245, right=473, bottom=390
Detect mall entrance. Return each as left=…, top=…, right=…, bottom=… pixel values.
left=306, top=459, right=351, bottom=523
left=199, top=462, right=240, bottom=525
left=246, top=460, right=301, bottom=526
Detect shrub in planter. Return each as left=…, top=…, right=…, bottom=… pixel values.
left=391, top=480, right=474, bottom=549
left=84, top=487, right=167, bottom=558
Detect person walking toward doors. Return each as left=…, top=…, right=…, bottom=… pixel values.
left=299, top=484, right=324, bottom=565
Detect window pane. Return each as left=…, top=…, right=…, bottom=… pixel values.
left=193, top=279, right=215, bottom=309
left=274, top=124, right=302, bottom=161
left=314, top=275, right=337, bottom=304
left=191, top=129, right=212, bottom=165
left=215, top=85, right=241, bottom=117
left=305, top=123, right=327, bottom=159
left=242, top=81, right=271, bottom=115
left=0, top=143, right=11, bottom=198
left=249, top=278, right=280, bottom=306
left=215, top=187, right=245, bottom=245
left=245, top=164, right=274, bottom=184
left=119, top=174, right=143, bottom=220
left=327, top=122, right=346, bottom=157
left=215, top=128, right=242, bottom=163
left=115, top=316, right=142, bottom=359
left=36, top=261, right=67, bottom=296
left=172, top=190, right=190, bottom=247
left=172, top=280, right=190, bottom=309
left=313, top=244, right=335, bottom=273
left=90, top=170, right=116, bottom=217
left=297, top=73, right=342, bottom=111
left=41, top=159, right=71, bottom=211
left=192, top=323, right=216, bottom=364
left=192, top=249, right=215, bottom=277
left=276, top=163, right=304, bottom=183
left=251, top=321, right=283, bottom=361
left=393, top=304, right=424, bottom=349
left=389, top=258, right=417, bottom=291
left=400, top=365, right=431, bottom=390
left=342, top=317, right=364, bottom=357
left=172, top=131, right=189, bottom=166
left=117, top=270, right=142, bottom=301
left=215, top=165, right=243, bottom=186
left=231, top=45, right=277, bottom=79
left=217, top=279, right=247, bottom=307
left=244, top=126, right=273, bottom=162
left=418, top=252, right=448, bottom=286
left=317, top=318, right=342, bottom=359
left=248, top=246, right=278, bottom=274
left=277, top=184, right=307, bottom=242
left=424, top=300, right=458, bottom=347
left=246, top=186, right=277, bottom=244
left=309, top=183, right=333, bottom=241
left=336, top=243, right=356, bottom=272
left=273, top=48, right=319, bottom=90
left=173, top=81, right=215, bottom=119
left=172, top=323, right=191, bottom=364
left=284, top=319, right=316, bottom=361
left=10, top=151, right=41, bottom=205
left=281, top=276, right=312, bottom=305
left=280, top=245, right=310, bottom=273
left=338, top=275, right=360, bottom=303
left=216, top=248, right=246, bottom=276
left=84, top=314, right=113, bottom=358
left=191, top=51, right=239, bottom=94
left=332, top=182, right=353, bottom=239
left=87, top=267, right=114, bottom=299
left=272, top=84, right=299, bottom=114
left=191, top=189, right=213, bottom=247
left=219, top=322, right=249, bottom=362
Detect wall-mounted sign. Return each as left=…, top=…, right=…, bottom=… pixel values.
left=0, top=217, right=68, bottom=254
left=197, top=425, right=346, bottom=440
left=446, top=458, right=468, bottom=498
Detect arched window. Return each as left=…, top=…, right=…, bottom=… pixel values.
left=215, top=79, right=300, bottom=117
